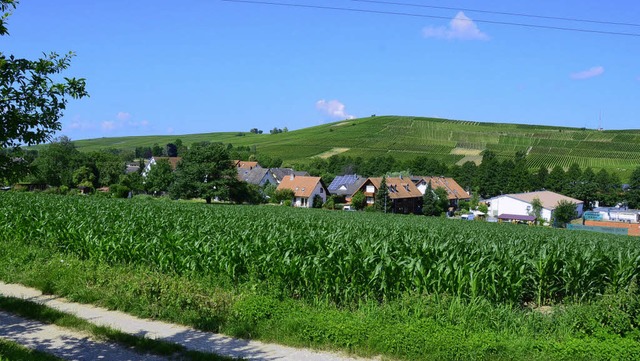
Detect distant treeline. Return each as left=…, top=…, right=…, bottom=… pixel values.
left=5, top=138, right=640, bottom=209
left=295, top=150, right=640, bottom=209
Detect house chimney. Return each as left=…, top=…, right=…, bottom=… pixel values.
left=290, top=174, right=294, bottom=181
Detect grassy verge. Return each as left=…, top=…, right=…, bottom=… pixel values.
left=0, top=339, right=64, bottom=361
left=2, top=238, right=640, bottom=361
left=0, top=296, right=236, bottom=361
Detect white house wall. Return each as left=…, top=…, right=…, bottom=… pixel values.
left=489, top=196, right=535, bottom=218
left=489, top=195, right=583, bottom=223
left=293, top=182, right=327, bottom=208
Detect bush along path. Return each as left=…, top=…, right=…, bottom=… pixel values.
left=0, top=282, right=372, bottom=361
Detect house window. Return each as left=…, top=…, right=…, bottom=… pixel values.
left=320, top=188, right=323, bottom=193
left=366, top=197, right=374, bottom=204
left=366, top=185, right=375, bottom=193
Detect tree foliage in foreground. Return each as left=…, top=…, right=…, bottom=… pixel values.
left=0, top=0, right=88, bottom=183
left=144, top=158, right=174, bottom=194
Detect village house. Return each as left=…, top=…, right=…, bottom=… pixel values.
left=269, top=168, right=309, bottom=184
left=488, top=190, right=584, bottom=224
left=353, top=177, right=423, bottom=214
left=276, top=175, right=328, bottom=208
left=142, top=156, right=182, bottom=177
left=414, top=176, right=470, bottom=207
left=327, top=174, right=366, bottom=202
left=236, top=167, right=278, bottom=187
left=234, top=160, right=261, bottom=170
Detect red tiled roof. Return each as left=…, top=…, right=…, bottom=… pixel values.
left=276, top=176, right=324, bottom=198
left=419, top=176, right=469, bottom=200
left=152, top=157, right=182, bottom=170
left=234, top=160, right=260, bottom=169
left=362, top=177, right=422, bottom=199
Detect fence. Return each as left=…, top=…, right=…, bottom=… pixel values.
left=567, top=224, right=629, bottom=236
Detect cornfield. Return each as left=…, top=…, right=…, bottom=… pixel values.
left=2, top=192, right=639, bottom=306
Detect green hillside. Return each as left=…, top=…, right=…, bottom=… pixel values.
left=72, top=116, right=640, bottom=177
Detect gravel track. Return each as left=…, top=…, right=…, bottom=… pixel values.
left=0, top=310, right=167, bottom=361
left=0, top=282, right=374, bottom=361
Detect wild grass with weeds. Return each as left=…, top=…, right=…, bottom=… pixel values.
left=0, top=339, right=65, bottom=361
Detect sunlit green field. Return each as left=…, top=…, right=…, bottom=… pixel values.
left=69, top=116, right=640, bottom=178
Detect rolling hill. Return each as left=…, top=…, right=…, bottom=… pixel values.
left=72, top=116, right=640, bottom=178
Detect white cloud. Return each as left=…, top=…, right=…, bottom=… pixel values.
left=316, top=99, right=355, bottom=119
left=116, top=111, right=132, bottom=121
left=570, top=66, right=604, bottom=80
left=101, top=115, right=151, bottom=132
left=63, top=114, right=151, bottom=135
left=423, top=12, right=489, bottom=41
left=66, top=116, right=96, bottom=131
left=101, top=121, right=116, bottom=130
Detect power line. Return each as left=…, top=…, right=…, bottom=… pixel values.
left=351, top=0, right=640, bottom=28
left=221, top=0, right=640, bottom=38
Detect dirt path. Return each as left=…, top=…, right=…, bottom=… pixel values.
left=0, top=282, right=373, bottom=361
left=0, top=311, right=167, bottom=361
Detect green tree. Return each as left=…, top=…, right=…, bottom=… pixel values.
left=478, top=150, right=500, bottom=198
left=529, top=197, right=543, bottom=225
left=434, top=187, right=450, bottom=215
left=375, top=176, right=391, bottom=213
left=144, top=158, right=174, bottom=194
left=563, top=163, right=582, bottom=197
left=630, top=166, right=640, bottom=190
left=170, top=142, right=240, bottom=203
left=458, top=161, right=477, bottom=191
left=165, top=143, right=178, bottom=157
left=151, top=143, right=163, bottom=157
left=350, top=191, right=366, bottom=210
left=90, top=150, right=125, bottom=187
left=312, top=194, right=324, bottom=208
left=531, top=166, right=548, bottom=191
left=507, top=150, right=530, bottom=193
left=1, top=1, right=88, bottom=182
left=574, top=167, right=597, bottom=209
left=31, top=136, right=81, bottom=187
left=229, top=182, right=265, bottom=205
left=553, top=200, right=577, bottom=228
left=546, top=165, right=566, bottom=192
left=469, top=187, right=480, bottom=210
left=274, top=188, right=295, bottom=204
left=119, top=172, right=144, bottom=193
left=626, top=166, right=640, bottom=208
left=72, top=165, right=95, bottom=189
left=422, top=181, right=439, bottom=216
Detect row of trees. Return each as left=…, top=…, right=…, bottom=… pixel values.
left=10, top=138, right=265, bottom=204
left=301, top=150, right=640, bottom=209
left=9, top=135, right=640, bottom=214
left=12, top=136, right=136, bottom=190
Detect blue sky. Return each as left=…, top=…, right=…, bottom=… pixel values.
left=3, top=0, right=639, bottom=140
